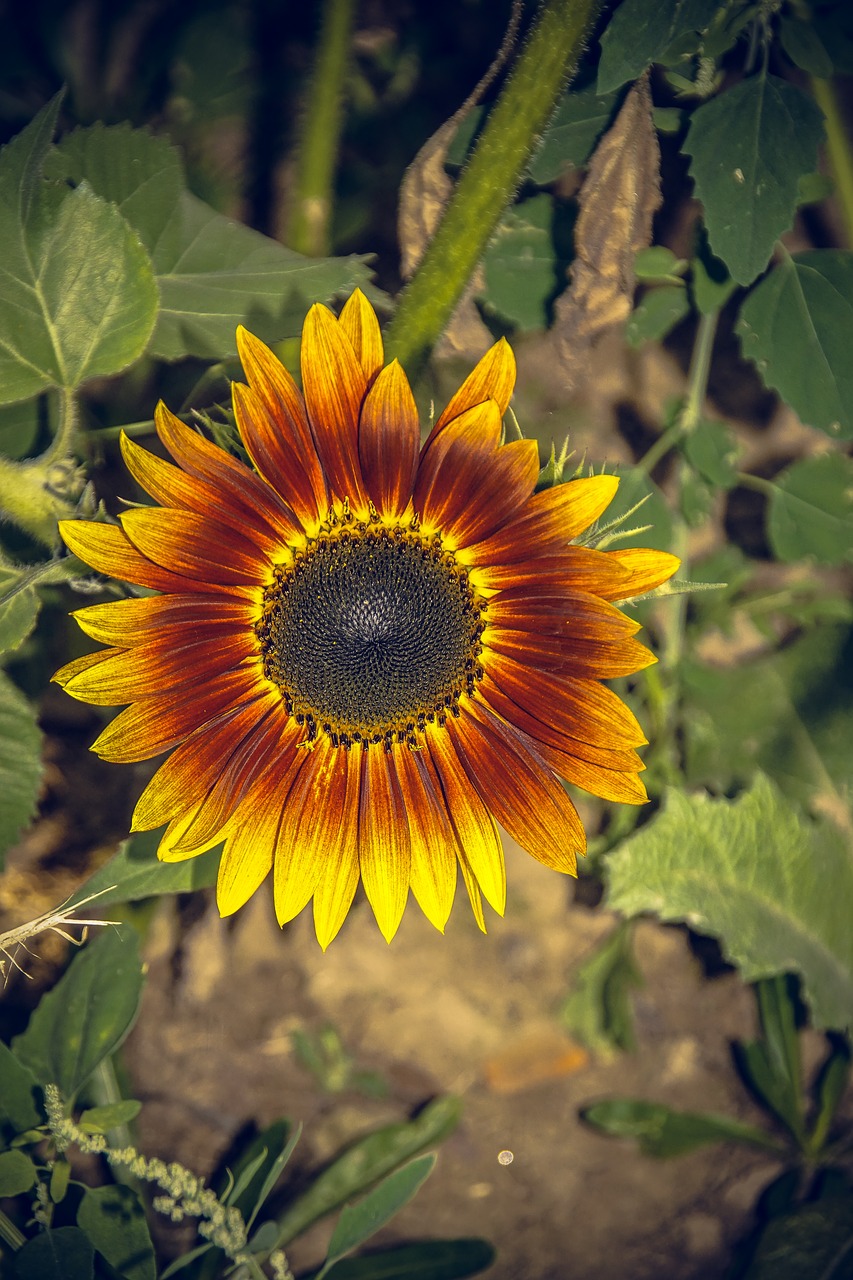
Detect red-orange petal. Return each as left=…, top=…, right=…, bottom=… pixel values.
left=485, top=588, right=641, bottom=642
left=59, top=520, right=218, bottom=595
left=59, top=632, right=260, bottom=705
left=395, top=742, right=457, bottom=932
left=313, top=746, right=362, bottom=949
left=598, top=548, right=681, bottom=600
left=450, top=702, right=585, bottom=871
left=301, top=303, right=369, bottom=511
left=358, top=746, right=411, bottom=942
left=358, top=360, right=420, bottom=520
left=427, top=727, right=505, bottom=915
left=484, top=629, right=657, bottom=679
left=458, top=475, right=620, bottom=567
left=339, top=289, right=384, bottom=383
left=413, top=400, right=503, bottom=534
left=119, top=508, right=268, bottom=587
left=432, top=338, right=516, bottom=437
left=469, top=545, right=635, bottom=596
left=72, top=595, right=256, bottom=647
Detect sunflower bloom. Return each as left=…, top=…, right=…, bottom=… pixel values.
left=55, top=291, right=678, bottom=946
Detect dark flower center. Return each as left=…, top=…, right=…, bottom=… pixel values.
left=258, top=527, right=485, bottom=748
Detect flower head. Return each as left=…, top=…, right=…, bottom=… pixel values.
left=55, top=292, right=678, bottom=946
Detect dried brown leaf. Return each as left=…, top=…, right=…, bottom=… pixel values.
left=553, top=75, right=662, bottom=391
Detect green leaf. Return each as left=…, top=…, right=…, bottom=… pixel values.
left=0, top=100, right=158, bottom=405
left=736, top=977, right=804, bottom=1144
left=0, top=1042, right=42, bottom=1136
left=742, top=1195, right=853, bottom=1280
left=319, top=1156, right=436, bottom=1277
left=626, top=285, right=691, bottom=347
left=690, top=236, right=735, bottom=314
left=78, top=1100, right=142, bottom=1133
left=766, top=454, right=853, bottom=565
left=597, top=0, right=720, bottom=92
left=321, top=1240, right=495, bottom=1280
left=634, top=246, right=688, bottom=283
left=737, top=250, right=853, bottom=440
left=0, top=567, right=40, bottom=659
left=63, top=828, right=221, bottom=914
left=12, top=1227, right=94, bottom=1280
left=779, top=17, right=834, bottom=79
left=43, top=122, right=183, bottom=258
left=479, top=195, right=566, bottom=331
left=0, top=671, right=44, bottom=868
left=0, top=397, right=41, bottom=459
left=560, top=920, right=641, bottom=1057
left=581, top=1098, right=782, bottom=1157
left=149, top=191, right=375, bottom=361
left=12, top=926, right=144, bottom=1100
left=606, top=774, right=853, bottom=1031
left=0, top=1148, right=38, bottom=1196
left=684, top=76, right=825, bottom=286
left=528, top=88, right=619, bottom=182
left=683, top=420, right=742, bottom=488
left=50, top=1157, right=71, bottom=1204
left=264, top=1096, right=460, bottom=1251
left=809, top=1040, right=851, bottom=1154
left=77, top=1184, right=156, bottom=1280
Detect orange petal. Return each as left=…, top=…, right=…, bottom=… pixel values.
left=358, top=746, right=411, bottom=942
left=599, top=548, right=681, bottom=600
left=358, top=361, right=420, bottom=520
left=432, top=338, right=516, bottom=436
left=469, top=545, right=634, bottom=596
left=217, top=803, right=277, bottom=916
left=313, top=746, right=361, bottom=949
left=395, top=743, right=457, bottom=932
left=59, top=520, right=210, bottom=594
left=272, top=743, right=345, bottom=926
left=485, top=588, right=641, bottom=642
left=232, top=380, right=326, bottom=533
left=119, top=508, right=268, bottom=587
left=459, top=475, right=620, bottom=567
left=339, top=289, right=384, bottom=383
left=57, top=634, right=259, bottom=705
left=450, top=703, right=584, bottom=872
left=484, top=629, right=657, bottom=679
left=414, top=400, right=502, bottom=534
left=427, top=727, right=505, bottom=915
left=154, top=402, right=300, bottom=543
left=72, top=595, right=256, bottom=646
left=301, top=303, right=369, bottom=511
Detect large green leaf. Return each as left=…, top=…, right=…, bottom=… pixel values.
left=560, top=920, right=641, bottom=1057
left=63, top=828, right=221, bottom=914
left=597, top=0, right=720, bottom=92
left=742, top=1194, right=853, bottom=1280
left=0, top=1041, right=42, bottom=1137
left=737, top=251, right=853, bottom=440
left=0, top=1149, right=38, bottom=1196
left=12, top=1227, right=94, bottom=1280
left=0, top=567, right=40, bottom=659
left=0, top=671, right=43, bottom=868
left=529, top=88, right=619, bottom=182
left=0, top=99, right=158, bottom=405
left=150, top=191, right=375, bottom=360
left=606, top=774, right=853, bottom=1030
left=684, top=76, right=825, bottom=286
left=76, top=1184, right=156, bottom=1280
left=12, top=926, right=144, bottom=1100
left=766, top=454, right=853, bottom=565
left=479, top=195, right=566, bottom=331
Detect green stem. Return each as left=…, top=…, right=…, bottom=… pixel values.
left=286, top=0, right=355, bottom=256
left=43, top=387, right=79, bottom=464
left=810, top=77, right=853, bottom=249
left=0, top=1208, right=25, bottom=1251
left=637, top=307, right=719, bottom=472
left=384, top=0, right=602, bottom=373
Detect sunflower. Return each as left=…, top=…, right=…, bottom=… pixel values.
left=55, top=291, right=678, bottom=947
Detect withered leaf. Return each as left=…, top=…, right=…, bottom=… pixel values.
left=552, top=75, right=662, bottom=391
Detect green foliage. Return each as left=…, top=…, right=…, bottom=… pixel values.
left=683, top=75, right=825, bottom=286
left=76, top=1184, right=156, bottom=1280
left=0, top=1148, right=38, bottom=1196
left=766, top=455, right=853, bottom=565
left=596, top=0, right=721, bottom=92
left=582, top=1098, right=782, bottom=1158
left=737, top=251, right=853, bottom=440
left=626, top=284, right=690, bottom=347
left=0, top=1042, right=42, bottom=1137
left=11, top=1228, right=95, bottom=1279
left=606, top=774, right=853, bottom=1030
left=0, top=672, right=44, bottom=869
left=12, top=926, right=144, bottom=1101
left=528, top=87, right=619, bottom=182
left=682, top=420, right=741, bottom=489
left=78, top=1100, right=143, bottom=1133
left=320, top=1240, right=495, bottom=1280
left=560, top=920, right=642, bottom=1056
left=597, top=468, right=674, bottom=551
left=318, top=1155, right=436, bottom=1278
left=64, top=829, right=221, bottom=913
left=0, top=96, right=158, bottom=407
left=265, top=1097, right=461, bottom=1251
left=742, top=1193, right=853, bottom=1280
left=479, top=195, right=568, bottom=330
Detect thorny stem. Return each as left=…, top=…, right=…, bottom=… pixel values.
left=384, top=0, right=602, bottom=374
left=286, top=0, right=355, bottom=256
left=810, top=77, right=853, bottom=249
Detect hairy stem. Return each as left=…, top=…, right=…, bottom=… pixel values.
left=286, top=0, right=355, bottom=256
left=385, top=0, right=601, bottom=373
left=810, top=77, right=853, bottom=249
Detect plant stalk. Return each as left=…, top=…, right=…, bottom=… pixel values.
left=286, top=0, right=355, bottom=256
left=810, top=77, right=853, bottom=249
left=384, top=0, right=602, bottom=374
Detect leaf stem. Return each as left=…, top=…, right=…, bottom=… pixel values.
left=810, top=77, right=853, bottom=249
left=384, top=0, right=602, bottom=374
left=286, top=0, right=355, bottom=256
left=637, top=307, right=719, bottom=474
